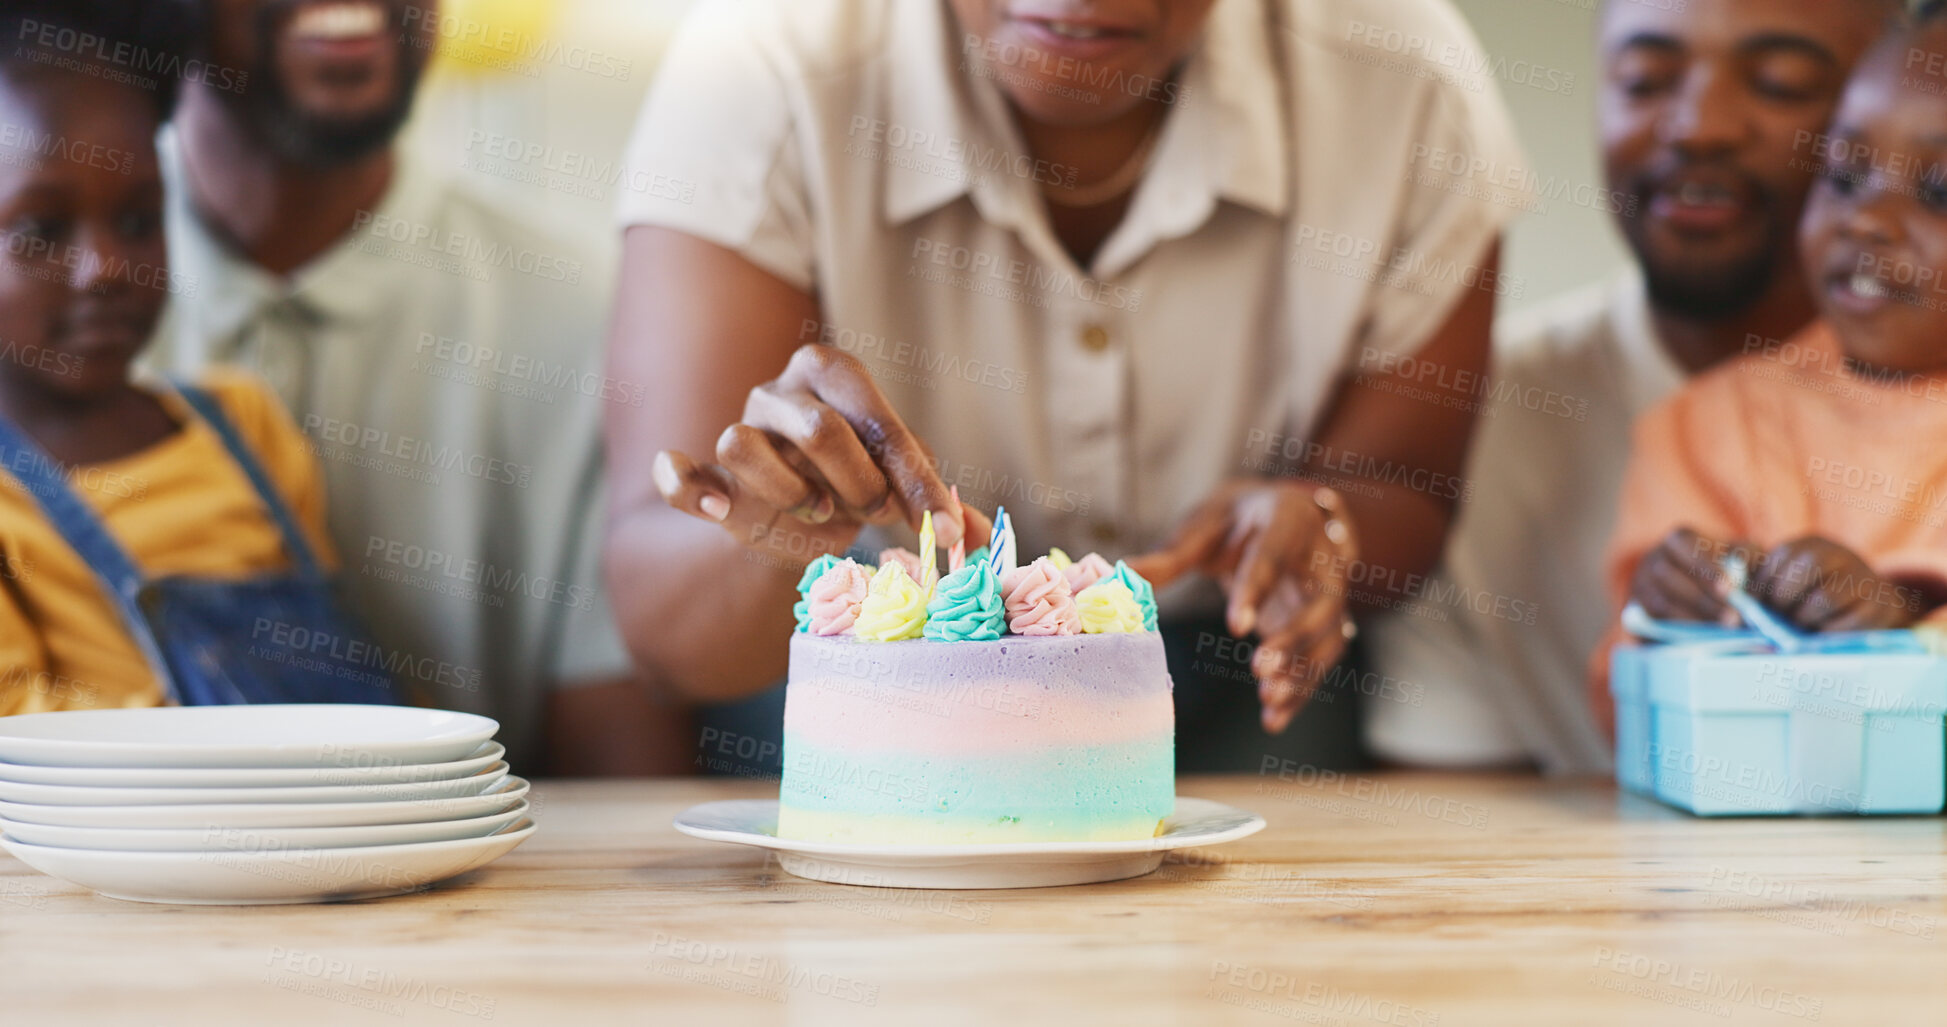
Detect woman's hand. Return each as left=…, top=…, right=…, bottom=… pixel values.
left=652, top=344, right=988, bottom=563
left=1127, top=479, right=1359, bottom=734
left=1747, top=536, right=1917, bottom=632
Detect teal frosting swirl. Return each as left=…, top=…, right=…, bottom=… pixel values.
left=923, top=561, right=1006, bottom=642
left=1109, top=560, right=1159, bottom=632
left=793, top=554, right=842, bottom=633
left=964, top=545, right=990, bottom=569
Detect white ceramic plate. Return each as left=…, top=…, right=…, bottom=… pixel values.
left=0, top=818, right=536, bottom=904
left=0, top=705, right=498, bottom=769
left=0, top=763, right=508, bottom=806
left=0, top=777, right=530, bottom=829
left=672, top=797, right=1266, bottom=889
left=0, top=801, right=530, bottom=852
left=0, top=742, right=504, bottom=788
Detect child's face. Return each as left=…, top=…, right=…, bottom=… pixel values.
left=0, top=70, right=166, bottom=401
left=1799, top=27, right=1947, bottom=375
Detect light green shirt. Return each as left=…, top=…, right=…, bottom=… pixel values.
left=152, top=136, right=633, bottom=767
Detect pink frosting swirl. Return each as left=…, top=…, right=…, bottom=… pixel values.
left=1001, top=557, right=1080, bottom=636
left=1063, top=552, right=1115, bottom=594
left=877, top=547, right=923, bottom=582
left=808, top=559, right=872, bottom=636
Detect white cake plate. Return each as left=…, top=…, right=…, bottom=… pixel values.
left=672, top=796, right=1265, bottom=890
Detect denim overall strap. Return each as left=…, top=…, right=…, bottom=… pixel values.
left=171, top=383, right=325, bottom=583
left=0, top=416, right=181, bottom=701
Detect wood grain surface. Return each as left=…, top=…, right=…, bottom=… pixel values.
left=4, top=773, right=1944, bottom=1026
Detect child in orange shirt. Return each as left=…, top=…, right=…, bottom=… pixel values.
left=1600, top=10, right=1947, bottom=713
left=0, top=3, right=391, bottom=713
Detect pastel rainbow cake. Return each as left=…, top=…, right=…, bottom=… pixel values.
left=779, top=517, right=1175, bottom=845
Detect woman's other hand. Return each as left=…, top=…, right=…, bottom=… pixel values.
left=1127, top=479, right=1359, bottom=735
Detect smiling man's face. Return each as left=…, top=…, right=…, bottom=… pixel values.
left=1598, top=0, right=1893, bottom=319
left=204, top=0, right=435, bottom=166
left=948, top=0, right=1218, bottom=127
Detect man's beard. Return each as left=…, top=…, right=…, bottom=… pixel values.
left=231, top=0, right=425, bottom=169
left=1634, top=220, right=1787, bottom=321
left=1620, top=163, right=1793, bottom=321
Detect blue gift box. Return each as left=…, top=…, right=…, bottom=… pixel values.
left=1611, top=632, right=1947, bottom=816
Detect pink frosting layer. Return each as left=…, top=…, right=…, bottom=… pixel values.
left=1063, top=552, right=1115, bottom=593
left=786, top=676, right=1173, bottom=752
left=1002, top=557, right=1080, bottom=636
left=808, top=560, right=871, bottom=636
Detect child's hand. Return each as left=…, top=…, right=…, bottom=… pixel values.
left=1630, top=527, right=1746, bottom=624
left=1747, top=536, right=1916, bottom=632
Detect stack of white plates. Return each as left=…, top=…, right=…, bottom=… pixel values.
left=0, top=705, right=534, bottom=905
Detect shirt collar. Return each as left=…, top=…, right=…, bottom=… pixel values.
left=161, top=129, right=437, bottom=345
left=881, top=0, right=1289, bottom=235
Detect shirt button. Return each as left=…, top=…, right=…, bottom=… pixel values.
left=1090, top=521, right=1118, bottom=545
left=1079, top=324, right=1110, bottom=353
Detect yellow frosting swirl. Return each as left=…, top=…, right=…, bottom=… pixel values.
left=855, top=562, right=930, bottom=641
left=1075, top=581, right=1143, bottom=634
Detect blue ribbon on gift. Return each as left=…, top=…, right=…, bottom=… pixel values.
left=1620, top=602, right=1928, bottom=655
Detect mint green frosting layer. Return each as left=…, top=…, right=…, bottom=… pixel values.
left=1110, top=560, right=1159, bottom=631
left=778, top=735, right=1174, bottom=840
left=793, top=554, right=843, bottom=633
left=923, top=561, right=1005, bottom=641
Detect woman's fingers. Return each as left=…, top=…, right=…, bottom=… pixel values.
left=959, top=503, right=995, bottom=550
left=743, top=386, right=891, bottom=516
left=653, top=449, right=732, bottom=522
left=785, top=344, right=965, bottom=548
left=716, top=424, right=832, bottom=524
left=1124, top=492, right=1234, bottom=589
left=653, top=448, right=789, bottom=543
left=1227, top=492, right=1316, bottom=638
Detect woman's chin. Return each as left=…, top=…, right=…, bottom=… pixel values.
left=1002, top=85, right=1151, bottom=129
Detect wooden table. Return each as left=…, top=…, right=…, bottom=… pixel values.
left=5, top=773, right=1945, bottom=1025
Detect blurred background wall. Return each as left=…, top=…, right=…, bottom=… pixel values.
left=399, top=0, right=1630, bottom=318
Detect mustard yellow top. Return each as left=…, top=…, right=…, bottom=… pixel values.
left=0, top=369, right=333, bottom=715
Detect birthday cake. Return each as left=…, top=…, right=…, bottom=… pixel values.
left=777, top=510, right=1176, bottom=844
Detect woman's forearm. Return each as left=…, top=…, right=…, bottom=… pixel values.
left=606, top=505, right=804, bottom=702
left=1326, top=484, right=1452, bottom=613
